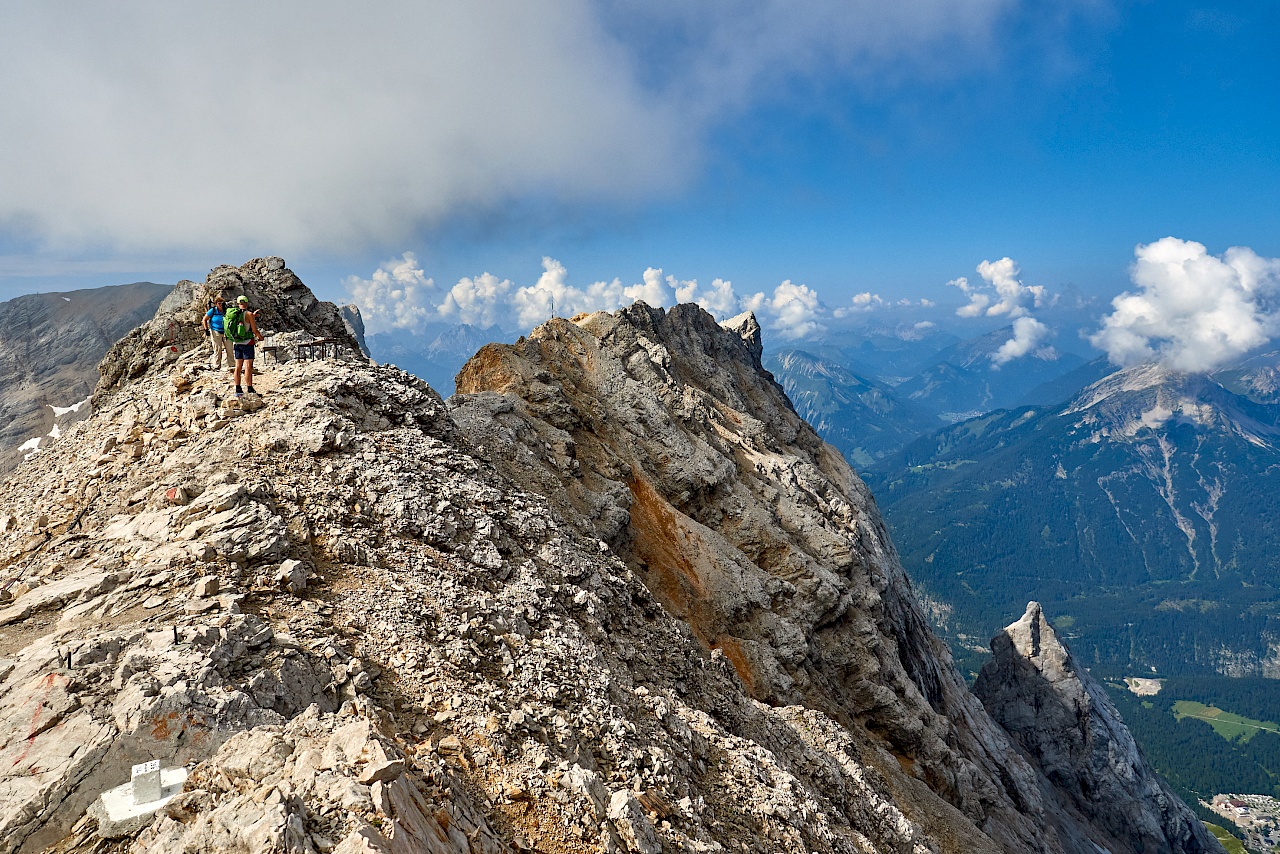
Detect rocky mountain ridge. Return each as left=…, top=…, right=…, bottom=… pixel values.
left=0, top=259, right=1219, bottom=852
left=1063, top=363, right=1280, bottom=446
left=761, top=349, right=937, bottom=467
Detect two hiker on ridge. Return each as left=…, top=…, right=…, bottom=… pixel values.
left=218, top=295, right=264, bottom=397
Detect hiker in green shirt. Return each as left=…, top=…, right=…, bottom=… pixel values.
left=225, top=295, right=264, bottom=397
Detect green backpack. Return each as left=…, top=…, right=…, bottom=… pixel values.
left=225, top=306, right=251, bottom=342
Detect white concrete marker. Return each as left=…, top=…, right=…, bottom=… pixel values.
left=132, top=760, right=161, bottom=803
left=92, top=763, right=188, bottom=839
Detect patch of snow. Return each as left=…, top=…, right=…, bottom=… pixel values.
left=1137, top=404, right=1173, bottom=432
left=61, top=296, right=70, bottom=302
left=50, top=397, right=90, bottom=417
left=48, top=424, right=61, bottom=440
left=19, top=436, right=42, bottom=461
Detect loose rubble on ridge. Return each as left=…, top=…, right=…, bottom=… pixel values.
left=0, top=259, right=1222, bottom=854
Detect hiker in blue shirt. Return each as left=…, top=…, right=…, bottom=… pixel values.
left=203, top=297, right=234, bottom=372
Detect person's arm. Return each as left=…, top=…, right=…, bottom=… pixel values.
left=248, top=311, right=264, bottom=342
left=203, top=309, right=211, bottom=331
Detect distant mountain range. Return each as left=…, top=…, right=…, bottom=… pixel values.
left=1212, top=349, right=1280, bottom=404
left=762, top=322, right=1101, bottom=463
left=366, top=322, right=508, bottom=395
left=894, top=327, right=1085, bottom=419
left=0, top=281, right=169, bottom=473
left=763, top=349, right=937, bottom=466
left=866, top=362, right=1280, bottom=679
left=838, top=328, right=962, bottom=380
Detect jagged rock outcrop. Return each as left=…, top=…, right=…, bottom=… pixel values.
left=338, top=304, right=371, bottom=357
left=96, top=257, right=363, bottom=395
left=450, top=304, right=1052, bottom=850
left=975, top=602, right=1220, bottom=853
left=0, top=264, right=1220, bottom=853
left=0, top=282, right=168, bottom=474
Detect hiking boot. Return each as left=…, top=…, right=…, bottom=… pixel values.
left=246, top=386, right=257, bottom=395
left=234, top=385, right=244, bottom=398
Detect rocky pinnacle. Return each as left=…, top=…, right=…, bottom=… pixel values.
left=975, top=601, right=1222, bottom=854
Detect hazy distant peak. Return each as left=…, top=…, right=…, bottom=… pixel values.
left=337, top=304, right=370, bottom=356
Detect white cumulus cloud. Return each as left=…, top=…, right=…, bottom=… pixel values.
left=991, top=316, right=1053, bottom=367
left=1089, top=237, right=1280, bottom=373
left=437, top=273, right=513, bottom=329
left=948, top=277, right=988, bottom=317
left=833, top=291, right=884, bottom=318
left=513, top=258, right=589, bottom=328
left=345, top=254, right=830, bottom=342
left=510, top=259, right=687, bottom=328
left=626, top=268, right=674, bottom=307
left=765, top=280, right=826, bottom=340
left=344, top=253, right=434, bottom=334
left=675, top=276, right=748, bottom=320
left=951, top=257, right=1046, bottom=318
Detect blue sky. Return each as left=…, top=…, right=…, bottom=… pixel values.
left=1, top=1, right=1277, bottom=351
left=488, top=0, right=1278, bottom=301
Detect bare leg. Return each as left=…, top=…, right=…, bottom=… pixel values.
left=234, top=358, right=245, bottom=389
left=244, top=358, right=255, bottom=390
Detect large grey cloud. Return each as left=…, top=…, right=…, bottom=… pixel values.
left=0, top=1, right=1030, bottom=255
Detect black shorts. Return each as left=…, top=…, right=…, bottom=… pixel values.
left=233, top=342, right=255, bottom=361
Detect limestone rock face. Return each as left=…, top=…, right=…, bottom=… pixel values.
left=975, top=602, right=1221, bottom=854
left=453, top=304, right=1058, bottom=850
left=0, top=270, right=1219, bottom=853
left=451, top=302, right=1218, bottom=852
